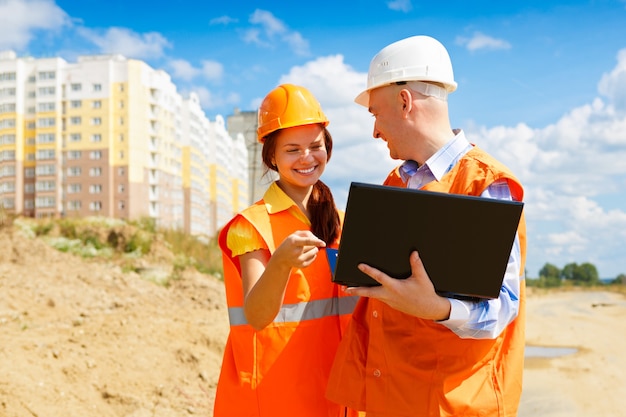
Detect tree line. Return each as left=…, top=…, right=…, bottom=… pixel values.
left=528, top=262, right=626, bottom=288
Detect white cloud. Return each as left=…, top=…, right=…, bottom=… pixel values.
left=0, top=0, right=69, bottom=50
left=209, top=16, right=238, bottom=25
left=168, top=59, right=223, bottom=83
left=78, top=27, right=171, bottom=60
left=187, top=86, right=240, bottom=112
left=598, top=48, right=626, bottom=112
left=456, top=32, right=512, bottom=52
left=387, top=0, right=413, bottom=12
left=201, top=60, right=224, bottom=82
left=243, top=9, right=310, bottom=56
left=169, top=59, right=201, bottom=81
left=460, top=51, right=626, bottom=276
left=279, top=55, right=366, bottom=109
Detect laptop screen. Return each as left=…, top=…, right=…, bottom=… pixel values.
left=330, top=182, right=524, bottom=299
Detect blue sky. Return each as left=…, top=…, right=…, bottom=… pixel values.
left=2, top=0, right=626, bottom=278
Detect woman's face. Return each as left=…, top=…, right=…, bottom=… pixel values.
left=273, top=123, right=328, bottom=189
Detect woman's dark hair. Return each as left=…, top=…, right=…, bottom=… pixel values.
left=261, top=126, right=341, bottom=244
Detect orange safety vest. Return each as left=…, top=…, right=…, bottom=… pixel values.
left=326, top=147, right=527, bottom=417
left=214, top=200, right=359, bottom=417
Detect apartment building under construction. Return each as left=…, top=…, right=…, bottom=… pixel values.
left=0, top=50, right=248, bottom=237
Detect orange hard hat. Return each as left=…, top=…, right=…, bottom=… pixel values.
left=257, top=84, right=329, bottom=142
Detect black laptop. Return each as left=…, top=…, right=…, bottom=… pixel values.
left=329, top=182, right=524, bottom=299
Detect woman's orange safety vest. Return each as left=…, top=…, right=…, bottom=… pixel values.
left=326, top=147, right=527, bottom=417
left=214, top=200, right=359, bottom=417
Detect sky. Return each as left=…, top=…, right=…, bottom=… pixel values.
left=1, top=0, right=626, bottom=278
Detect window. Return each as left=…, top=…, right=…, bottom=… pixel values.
left=70, top=117, right=81, bottom=125
left=93, top=83, right=102, bottom=92
left=0, top=118, right=16, bottom=128
left=37, top=133, right=55, bottom=143
left=37, top=86, right=55, bottom=96
left=67, top=166, right=81, bottom=176
left=89, top=184, right=102, bottom=194
left=1, top=182, right=15, bottom=192
left=68, top=200, right=81, bottom=210
left=68, top=184, right=82, bottom=193
left=35, top=165, right=55, bottom=176
left=2, top=198, right=15, bottom=209
left=70, top=133, right=81, bottom=142
left=0, top=134, right=16, bottom=145
left=89, top=201, right=102, bottom=211
left=35, top=196, right=55, bottom=208
left=37, top=102, right=56, bottom=112
left=0, top=87, right=16, bottom=97
left=118, top=200, right=126, bottom=210
left=119, top=151, right=124, bottom=159
left=70, top=100, right=82, bottom=108
left=118, top=184, right=125, bottom=193
left=24, top=183, right=35, bottom=193
left=38, top=71, right=55, bottom=80
left=0, top=103, right=16, bottom=113
left=89, top=167, right=102, bottom=177
left=92, top=117, right=102, bottom=125
left=91, top=134, right=102, bottom=142
left=92, top=100, right=102, bottom=109
left=67, top=150, right=82, bottom=160
left=25, top=168, right=36, bottom=178
left=71, top=83, right=81, bottom=91
left=0, top=72, right=16, bottom=81
left=36, top=180, right=56, bottom=191
left=89, top=150, right=102, bottom=160
left=37, top=117, right=55, bottom=127
left=0, top=150, right=15, bottom=161
left=36, top=149, right=55, bottom=160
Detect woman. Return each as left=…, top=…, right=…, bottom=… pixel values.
left=213, top=84, right=359, bottom=417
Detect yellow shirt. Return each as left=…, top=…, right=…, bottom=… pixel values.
left=226, top=182, right=310, bottom=257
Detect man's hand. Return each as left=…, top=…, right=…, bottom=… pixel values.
left=345, top=251, right=451, bottom=320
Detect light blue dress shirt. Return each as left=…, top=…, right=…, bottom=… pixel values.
left=398, top=130, right=522, bottom=339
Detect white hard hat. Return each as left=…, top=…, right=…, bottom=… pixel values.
left=355, top=35, right=457, bottom=107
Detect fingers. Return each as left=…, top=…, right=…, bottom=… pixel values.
left=292, top=230, right=326, bottom=248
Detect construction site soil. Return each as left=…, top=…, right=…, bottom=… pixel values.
left=0, top=221, right=229, bottom=416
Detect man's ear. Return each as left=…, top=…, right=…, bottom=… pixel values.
left=399, top=88, right=413, bottom=117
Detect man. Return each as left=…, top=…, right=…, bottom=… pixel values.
left=326, top=35, right=527, bottom=417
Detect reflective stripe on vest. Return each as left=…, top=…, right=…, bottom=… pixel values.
left=228, top=295, right=359, bottom=326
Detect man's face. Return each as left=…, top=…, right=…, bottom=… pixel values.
left=368, top=85, right=407, bottom=160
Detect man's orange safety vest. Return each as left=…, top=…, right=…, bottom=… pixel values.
left=214, top=201, right=358, bottom=417
left=326, top=146, right=527, bottom=417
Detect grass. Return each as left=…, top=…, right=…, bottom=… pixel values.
left=10, top=214, right=223, bottom=285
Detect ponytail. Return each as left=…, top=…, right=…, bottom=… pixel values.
left=309, top=180, right=341, bottom=244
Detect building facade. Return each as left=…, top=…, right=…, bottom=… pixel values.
left=0, top=51, right=247, bottom=237
left=227, top=108, right=277, bottom=205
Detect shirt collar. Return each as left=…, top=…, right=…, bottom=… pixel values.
left=262, top=182, right=296, bottom=214
left=262, top=182, right=311, bottom=226
left=400, top=129, right=470, bottom=182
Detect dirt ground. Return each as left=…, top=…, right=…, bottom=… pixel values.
left=3, top=219, right=625, bottom=417
left=0, top=222, right=229, bottom=416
